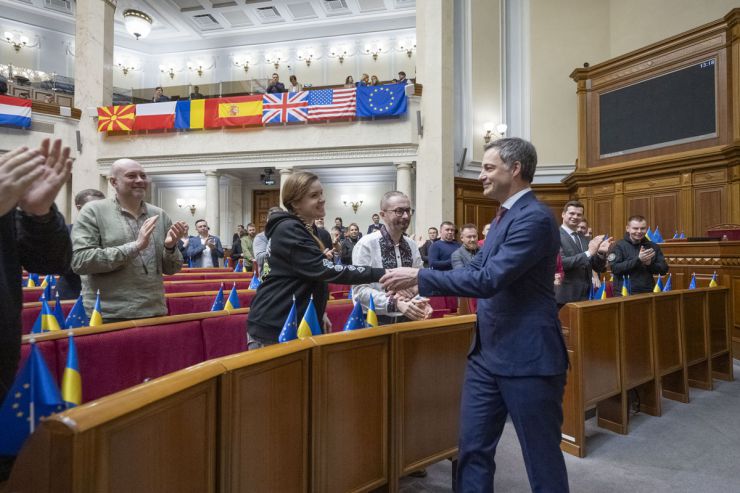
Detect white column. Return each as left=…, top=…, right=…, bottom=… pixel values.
left=204, top=170, right=220, bottom=236
left=396, top=161, right=415, bottom=235
left=72, top=0, right=115, bottom=221
left=278, top=167, right=294, bottom=209
left=415, top=0, right=455, bottom=231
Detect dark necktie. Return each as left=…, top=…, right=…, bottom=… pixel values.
left=571, top=232, right=582, bottom=251
left=495, top=206, right=508, bottom=225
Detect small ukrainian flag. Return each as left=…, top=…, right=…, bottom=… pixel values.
left=90, top=290, right=104, bottom=326
left=62, top=333, right=82, bottom=408
left=653, top=275, right=663, bottom=293
left=709, top=272, right=718, bottom=287
left=297, top=296, right=322, bottom=338
left=366, top=294, right=379, bottom=327
left=31, top=296, right=61, bottom=333
left=621, top=276, right=630, bottom=297
left=224, top=283, right=240, bottom=310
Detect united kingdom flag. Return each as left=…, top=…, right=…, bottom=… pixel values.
left=262, top=91, right=309, bottom=124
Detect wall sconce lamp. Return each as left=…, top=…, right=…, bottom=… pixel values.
left=330, top=49, right=348, bottom=64
left=176, top=198, right=198, bottom=216
left=117, top=62, right=136, bottom=76
left=187, top=62, right=212, bottom=77
left=159, top=65, right=177, bottom=79
left=4, top=32, right=36, bottom=52
left=483, top=122, right=508, bottom=143
left=297, top=52, right=314, bottom=67
left=265, top=54, right=282, bottom=70
left=399, top=40, right=416, bottom=58
left=234, top=59, right=250, bottom=73
left=341, top=195, right=364, bottom=214
left=365, top=46, right=382, bottom=61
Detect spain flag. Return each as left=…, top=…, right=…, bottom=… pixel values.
left=204, top=95, right=263, bottom=128
left=97, top=105, right=136, bottom=132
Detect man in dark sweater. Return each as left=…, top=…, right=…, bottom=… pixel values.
left=610, top=215, right=669, bottom=293
left=428, top=221, right=460, bottom=270
left=0, top=140, right=73, bottom=481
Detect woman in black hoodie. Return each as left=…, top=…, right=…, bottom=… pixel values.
left=247, top=171, right=386, bottom=348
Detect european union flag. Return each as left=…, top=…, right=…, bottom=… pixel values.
left=0, top=343, right=64, bottom=455
left=673, top=231, right=679, bottom=239
left=53, top=292, right=66, bottom=329
left=297, top=297, right=322, bottom=338
left=679, top=232, right=686, bottom=239
left=343, top=301, right=367, bottom=331
left=65, top=295, right=89, bottom=329
left=39, top=278, right=52, bottom=301
left=688, top=273, right=697, bottom=289
left=356, top=84, right=408, bottom=117
left=348, top=287, right=353, bottom=300
left=278, top=297, right=298, bottom=343
left=224, top=257, right=230, bottom=269
left=662, top=274, right=672, bottom=292
left=653, top=227, right=664, bottom=243
left=211, top=283, right=225, bottom=311
left=225, top=283, right=240, bottom=310
left=62, top=333, right=82, bottom=408
left=234, top=259, right=243, bottom=273
left=248, top=274, right=261, bottom=290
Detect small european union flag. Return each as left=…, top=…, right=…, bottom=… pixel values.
left=0, top=343, right=64, bottom=455
left=662, top=274, right=672, bottom=292
left=248, top=274, right=261, bottom=290
left=211, top=283, right=225, bottom=311
left=343, top=301, right=367, bottom=331
left=688, top=273, right=697, bottom=289
left=278, top=297, right=299, bottom=343
left=65, top=295, right=90, bottom=329
left=356, top=84, right=408, bottom=117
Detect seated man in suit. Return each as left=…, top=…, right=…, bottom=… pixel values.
left=381, top=137, right=571, bottom=492
left=555, top=201, right=611, bottom=307
left=186, top=219, right=224, bottom=267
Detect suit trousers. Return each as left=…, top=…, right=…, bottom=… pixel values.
left=457, top=350, right=569, bottom=493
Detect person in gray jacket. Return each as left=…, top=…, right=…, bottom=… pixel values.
left=451, top=223, right=479, bottom=269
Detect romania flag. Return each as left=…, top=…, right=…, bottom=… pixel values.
left=297, top=297, right=322, bottom=338
left=90, top=290, right=103, bottom=326
left=367, top=294, right=379, bottom=327
left=709, top=272, right=718, bottom=287
left=204, top=95, right=263, bottom=128
left=224, top=283, right=240, bottom=310
left=97, top=104, right=135, bottom=132
left=62, top=333, right=81, bottom=408
left=31, top=296, right=61, bottom=333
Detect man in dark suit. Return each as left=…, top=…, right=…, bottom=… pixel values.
left=556, top=201, right=610, bottom=307
left=381, top=138, right=570, bottom=492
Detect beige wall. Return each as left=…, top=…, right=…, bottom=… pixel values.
left=529, top=0, right=610, bottom=167
left=608, top=0, right=739, bottom=58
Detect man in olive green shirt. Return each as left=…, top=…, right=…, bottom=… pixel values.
left=240, top=223, right=257, bottom=271
left=71, top=159, right=187, bottom=322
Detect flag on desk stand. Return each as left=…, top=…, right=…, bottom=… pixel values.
left=31, top=296, right=62, bottom=333
left=709, top=272, right=718, bottom=287
left=587, top=284, right=594, bottom=300
left=211, top=283, right=225, bottom=311
left=297, top=296, right=321, bottom=338
left=0, top=341, right=64, bottom=455
left=62, top=333, right=81, bottom=408
left=678, top=232, right=686, bottom=239
left=26, top=274, right=37, bottom=287
left=621, top=276, right=631, bottom=297
left=65, top=296, right=89, bottom=329
left=604, top=275, right=614, bottom=298
left=645, top=227, right=653, bottom=241
left=278, top=296, right=298, bottom=343
left=653, top=275, right=664, bottom=293
left=233, top=259, right=243, bottom=273
left=89, top=290, right=103, bottom=326
left=662, top=274, right=672, bottom=292
left=343, top=301, right=367, bottom=331
left=39, top=276, right=52, bottom=301
left=248, top=272, right=261, bottom=290
left=348, top=287, right=354, bottom=300
left=673, top=231, right=679, bottom=240
left=187, top=256, right=194, bottom=268
left=653, top=227, right=664, bottom=244
left=594, top=283, right=606, bottom=301
left=224, top=257, right=229, bottom=269
left=366, top=294, right=379, bottom=327
left=52, top=292, right=65, bottom=329
left=224, top=283, right=240, bottom=310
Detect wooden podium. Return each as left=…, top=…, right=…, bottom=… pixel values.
left=661, top=240, right=740, bottom=356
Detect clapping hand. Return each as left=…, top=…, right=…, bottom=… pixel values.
left=165, top=221, right=188, bottom=249
left=136, top=216, right=159, bottom=251
left=18, top=139, right=73, bottom=216
left=0, top=146, right=47, bottom=216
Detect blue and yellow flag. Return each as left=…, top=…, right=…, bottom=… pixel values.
left=297, top=297, right=322, bottom=338
left=594, top=283, right=607, bottom=300
left=621, top=276, right=630, bottom=297
left=688, top=273, right=697, bottom=289
left=224, top=283, right=240, bottom=310
left=224, top=257, right=229, bottom=269
left=367, top=294, right=379, bottom=327
left=278, top=297, right=299, bottom=343
left=90, top=290, right=103, bottom=326
left=26, top=275, right=36, bottom=287
left=40, top=275, right=49, bottom=289
left=39, top=277, right=52, bottom=301
left=65, top=295, right=89, bottom=329
left=709, top=272, right=718, bottom=287
left=653, top=275, right=663, bottom=293
left=248, top=273, right=261, bottom=290
left=31, top=296, right=61, bottom=333
left=62, top=333, right=82, bottom=408
left=653, top=227, right=664, bottom=243
left=211, top=283, right=225, bottom=311
left=662, top=274, right=672, bottom=292
left=174, top=99, right=206, bottom=129
left=0, top=343, right=64, bottom=455
left=234, top=259, right=243, bottom=273
left=645, top=227, right=653, bottom=241
left=53, top=292, right=65, bottom=328
left=673, top=231, right=679, bottom=239
left=343, top=301, right=367, bottom=331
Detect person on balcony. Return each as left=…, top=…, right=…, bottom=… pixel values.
left=266, top=73, right=286, bottom=94
left=151, top=86, right=170, bottom=102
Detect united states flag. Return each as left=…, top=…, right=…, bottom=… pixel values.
left=307, top=88, right=356, bottom=121
left=262, top=91, right=309, bottom=124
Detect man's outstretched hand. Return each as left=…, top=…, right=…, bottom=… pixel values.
left=381, top=267, right=420, bottom=292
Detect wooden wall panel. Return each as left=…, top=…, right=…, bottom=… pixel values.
left=593, top=199, right=613, bottom=238
left=653, top=193, right=679, bottom=235
left=626, top=196, right=650, bottom=221
left=694, top=187, right=726, bottom=235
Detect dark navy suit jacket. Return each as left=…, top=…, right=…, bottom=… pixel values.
left=418, top=191, right=568, bottom=376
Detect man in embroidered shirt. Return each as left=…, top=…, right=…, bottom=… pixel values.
left=352, top=191, right=430, bottom=324
left=71, top=158, right=187, bottom=323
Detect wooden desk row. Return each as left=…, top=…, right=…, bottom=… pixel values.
left=8, top=315, right=476, bottom=493
left=559, top=287, right=733, bottom=458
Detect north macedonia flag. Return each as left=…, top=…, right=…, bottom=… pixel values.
left=97, top=105, right=136, bottom=132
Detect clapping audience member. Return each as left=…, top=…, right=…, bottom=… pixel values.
left=186, top=219, right=224, bottom=267
left=367, top=213, right=383, bottom=234
left=246, top=171, right=385, bottom=348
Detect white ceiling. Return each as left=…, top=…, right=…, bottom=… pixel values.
left=1, top=0, right=416, bottom=54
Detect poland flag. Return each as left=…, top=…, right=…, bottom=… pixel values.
left=133, top=101, right=177, bottom=130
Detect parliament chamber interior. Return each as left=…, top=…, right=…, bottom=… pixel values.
left=1, top=1, right=739, bottom=492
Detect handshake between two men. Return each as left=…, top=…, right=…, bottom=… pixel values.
left=380, top=268, right=430, bottom=321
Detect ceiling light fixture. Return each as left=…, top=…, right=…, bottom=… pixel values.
left=123, top=9, right=153, bottom=40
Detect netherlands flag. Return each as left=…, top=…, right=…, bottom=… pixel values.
left=133, top=101, right=177, bottom=131
left=0, top=95, right=32, bottom=129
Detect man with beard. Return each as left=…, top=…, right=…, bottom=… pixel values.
left=352, top=191, right=430, bottom=325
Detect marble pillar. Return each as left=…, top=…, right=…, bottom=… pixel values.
left=205, top=170, right=220, bottom=236
left=72, top=0, right=115, bottom=221
left=415, top=0, right=456, bottom=231
left=395, top=161, right=415, bottom=234
left=278, top=167, right=294, bottom=209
